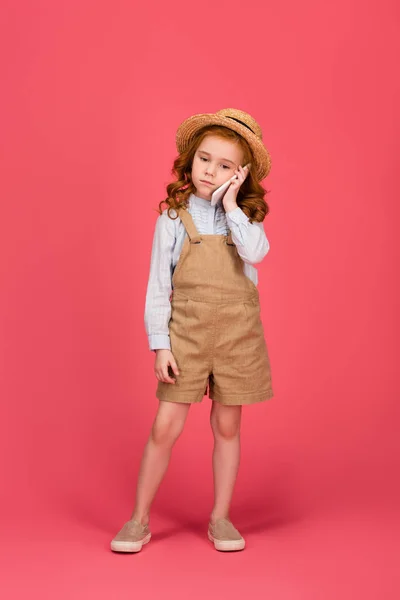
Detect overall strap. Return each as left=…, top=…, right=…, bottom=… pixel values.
left=178, top=208, right=202, bottom=243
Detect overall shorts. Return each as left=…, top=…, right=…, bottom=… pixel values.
left=156, top=207, right=274, bottom=406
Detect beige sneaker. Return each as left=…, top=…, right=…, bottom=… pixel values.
left=110, top=519, right=151, bottom=553
left=208, top=518, right=245, bottom=551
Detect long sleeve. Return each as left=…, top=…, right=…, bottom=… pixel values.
left=144, top=212, right=175, bottom=351
left=225, top=206, right=270, bottom=264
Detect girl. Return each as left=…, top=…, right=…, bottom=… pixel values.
left=111, top=108, right=273, bottom=553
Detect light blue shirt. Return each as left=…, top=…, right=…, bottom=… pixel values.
left=144, top=192, right=270, bottom=351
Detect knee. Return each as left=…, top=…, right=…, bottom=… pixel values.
left=151, top=416, right=184, bottom=447
left=210, top=412, right=241, bottom=441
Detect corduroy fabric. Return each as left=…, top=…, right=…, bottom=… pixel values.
left=156, top=208, right=273, bottom=406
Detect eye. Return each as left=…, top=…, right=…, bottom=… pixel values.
left=199, top=156, right=230, bottom=169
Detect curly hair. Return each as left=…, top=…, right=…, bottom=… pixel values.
left=157, top=125, right=271, bottom=223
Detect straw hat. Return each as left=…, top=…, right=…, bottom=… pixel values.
left=175, top=108, right=271, bottom=181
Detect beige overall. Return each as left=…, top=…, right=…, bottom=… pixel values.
left=156, top=207, right=274, bottom=405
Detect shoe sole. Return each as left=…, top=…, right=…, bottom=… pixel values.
left=110, top=532, right=151, bottom=553
left=207, top=530, right=245, bottom=551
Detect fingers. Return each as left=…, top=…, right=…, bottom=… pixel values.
left=231, top=164, right=249, bottom=186
left=155, top=360, right=179, bottom=384
left=156, top=365, right=176, bottom=384
left=238, top=164, right=250, bottom=179
left=170, top=359, right=180, bottom=378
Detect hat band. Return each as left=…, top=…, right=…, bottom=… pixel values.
left=225, top=116, right=255, bottom=134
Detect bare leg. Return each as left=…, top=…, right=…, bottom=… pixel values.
left=130, top=400, right=191, bottom=525
left=209, top=401, right=242, bottom=522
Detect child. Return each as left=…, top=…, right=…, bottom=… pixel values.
left=111, top=108, right=273, bottom=553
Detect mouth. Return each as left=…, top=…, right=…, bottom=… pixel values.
left=200, top=180, right=214, bottom=186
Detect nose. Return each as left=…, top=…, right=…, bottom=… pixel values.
left=205, top=163, right=216, bottom=176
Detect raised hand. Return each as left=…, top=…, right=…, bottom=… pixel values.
left=222, top=164, right=250, bottom=211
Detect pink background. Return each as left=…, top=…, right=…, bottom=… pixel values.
left=1, top=0, right=399, bottom=598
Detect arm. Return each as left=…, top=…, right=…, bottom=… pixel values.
left=225, top=206, right=270, bottom=265
left=144, top=212, right=175, bottom=352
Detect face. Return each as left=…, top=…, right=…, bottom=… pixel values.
left=191, top=135, right=245, bottom=201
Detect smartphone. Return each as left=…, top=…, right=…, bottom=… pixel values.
left=210, top=163, right=251, bottom=207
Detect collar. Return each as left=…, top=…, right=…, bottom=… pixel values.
left=189, top=192, right=220, bottom=209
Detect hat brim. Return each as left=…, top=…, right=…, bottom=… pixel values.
left=175, top=112, right=271, bottom=181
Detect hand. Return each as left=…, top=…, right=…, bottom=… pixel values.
left=155, top=349, right=180, bottom=384
left=222, top=164, right=250, bottom=211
